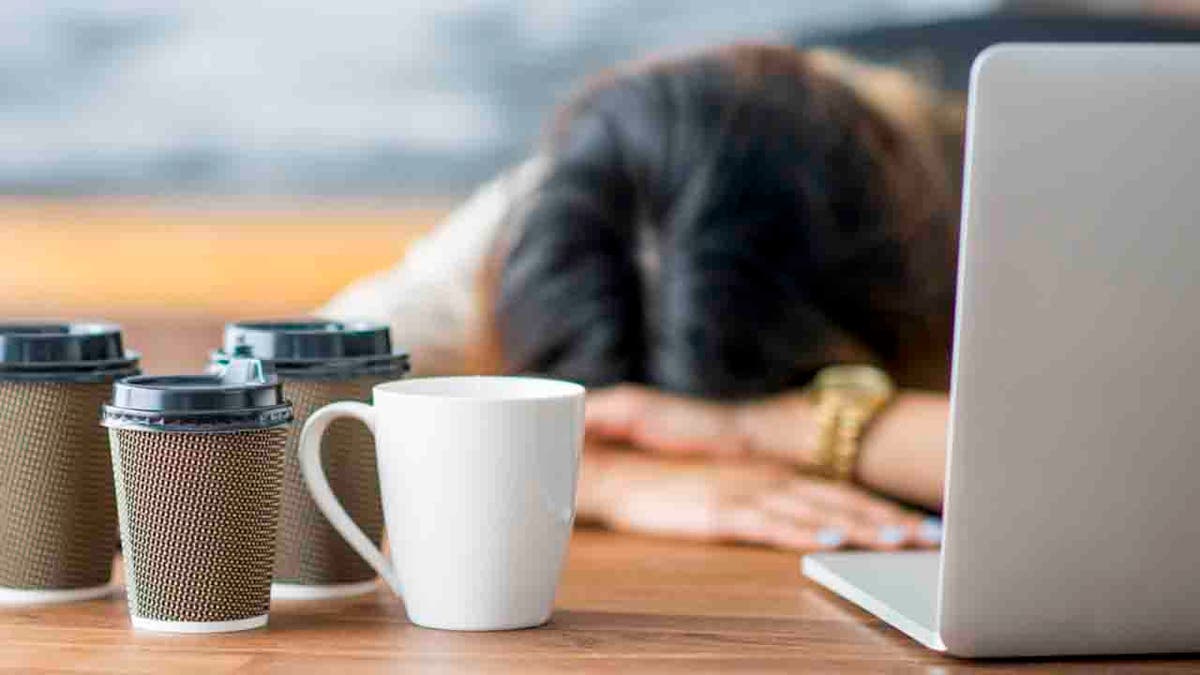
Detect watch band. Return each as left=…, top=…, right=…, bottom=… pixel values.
left=808, top=365, right=895, bottom=481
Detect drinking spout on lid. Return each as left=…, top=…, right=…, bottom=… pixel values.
left=219, top=358, right=275, bottom=385
left=230, top=340, right=254, bottom=359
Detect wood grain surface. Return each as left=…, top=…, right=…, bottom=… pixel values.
left=2, top=532, right=1197, bottom=674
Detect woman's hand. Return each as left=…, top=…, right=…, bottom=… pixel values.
left=585, top=384, right=822, bottom=464
left=585, top=384, right=763, bottom=458
left=578, top=444, right=939, bottom=551
left=587, top=383, right=949, bottom=512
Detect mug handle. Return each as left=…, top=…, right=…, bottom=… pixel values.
left=297, top=401, right=403, bottom=596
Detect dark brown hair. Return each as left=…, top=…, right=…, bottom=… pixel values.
left=484, top=44, right=961, bottom=396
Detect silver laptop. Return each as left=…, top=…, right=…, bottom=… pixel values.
left=804, top=44, right=1200, bottom=658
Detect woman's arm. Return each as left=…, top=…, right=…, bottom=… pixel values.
left=585, top=385, right=949, bottom=511
left=737, top=390, right=948, bottom=511
left=576, top=440, right=938, bottom=551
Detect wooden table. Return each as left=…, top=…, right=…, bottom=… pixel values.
left=3, top=322, right=1194, bottom=672
left=2, top=531, right=1197, bottom=673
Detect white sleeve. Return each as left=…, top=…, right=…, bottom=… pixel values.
left=315, top=157, right=548, bottom=376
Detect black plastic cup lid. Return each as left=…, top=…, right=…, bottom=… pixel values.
left=213, top=319, right=409, bottom=379
left=0, top=322, right=140, bottom=382
left=102, top=359, right=293, bottom=433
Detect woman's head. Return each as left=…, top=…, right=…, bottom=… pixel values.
left=488, top=44, right=961, bottom=397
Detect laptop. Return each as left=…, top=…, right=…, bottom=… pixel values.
left=803, top=44, right=1200, bottom=658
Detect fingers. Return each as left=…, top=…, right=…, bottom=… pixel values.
left=753, top=491, right=880, bottom=549
left=917, top=517, right=943, bottom=547
left=585, top=442, right=942, bottom=552
left=790, top=478, right=935, bottom=549
left=718, top=479, right=942, bottom=552
left=716, top=504, right=851, bottom=551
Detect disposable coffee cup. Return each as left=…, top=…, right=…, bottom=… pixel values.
left=102, top=359, right=292, bottom=633
left=0, top=322, right=140, bottom=605
left=212, top=320, right=408, bottom=600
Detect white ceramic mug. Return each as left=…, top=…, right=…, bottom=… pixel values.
left=297, top=376, right=584, bottom=631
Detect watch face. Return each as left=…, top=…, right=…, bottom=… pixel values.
left=814, top=365, right=893, bottom=393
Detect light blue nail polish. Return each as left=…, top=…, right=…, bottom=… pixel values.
left=815, top=528, right=846, bottom=548
left=918, top=517, right=943, bottom=544
left=878, top=525, right=907, bottom=545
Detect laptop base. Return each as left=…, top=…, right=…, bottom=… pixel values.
left=802, top=551, right=945, bottom=652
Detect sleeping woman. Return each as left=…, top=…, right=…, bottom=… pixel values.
left=319, top=44, right=965, bottom=551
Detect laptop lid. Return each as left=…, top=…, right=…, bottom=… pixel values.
left=939, top=44, right=1200, bottom=658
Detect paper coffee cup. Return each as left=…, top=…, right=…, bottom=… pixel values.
left=213, top=320, right=408, bottom=599
left=102, top=359, right=292, bottom=633
left=0, top=323, right=139, bottom=605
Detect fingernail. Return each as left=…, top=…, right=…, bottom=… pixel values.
left=918, top=517, right=943, bottom=544
left=877, top=525, right=908, bottom=546
left=815, top=527, right=846, bottom=548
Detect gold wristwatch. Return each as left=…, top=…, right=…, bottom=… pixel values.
left=808, top=364, right=895, bottom=481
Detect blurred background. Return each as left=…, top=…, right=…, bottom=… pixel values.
left=2, top=0, right=1196, bottom=370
